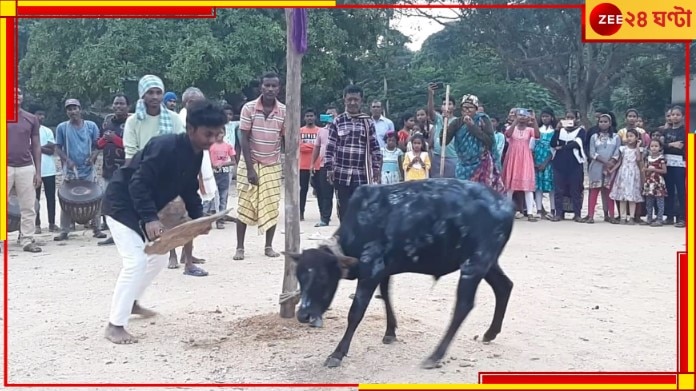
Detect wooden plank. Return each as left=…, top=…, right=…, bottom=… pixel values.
left=280, top=8, right=303, bottom=319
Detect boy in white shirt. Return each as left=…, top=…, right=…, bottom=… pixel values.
left=33, top=110, right=58, bottom=233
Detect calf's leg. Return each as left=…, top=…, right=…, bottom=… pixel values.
left=482, top=264, right=513, bottom=342
left=379, top=276, right=398, bottom=344
left=422, top=252, right=490, bottom=369
left=325, top=278, right=380, bottom=368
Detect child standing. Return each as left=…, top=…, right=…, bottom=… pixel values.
left=503, top=109, right=540, bottom=221
left=209, top=128, right=236, bottom=229
left=641, top=139, right=667, bottom=226
left=533, top=107, right=556, bottom=218
left=381, top=131, right=404, bottom=184
left=406, top=123, right=429, bottom=152
left=402, top=134, right=430, bottom=181
left=397, top=113, right=416, bottom=151
left=584, top=113, right=621, bottom=224
left=609, top=129, right=644, bottom=224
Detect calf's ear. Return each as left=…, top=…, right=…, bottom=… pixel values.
left=336, top=255, right=359, bottom=269
left=281, top=251, right=302, bottom=263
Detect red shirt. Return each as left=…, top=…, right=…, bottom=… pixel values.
left=397, top=129, right=410, bottom=145
left=300, top=125, right=320, bottom=170
left=209, top=141, right=235, bottom=168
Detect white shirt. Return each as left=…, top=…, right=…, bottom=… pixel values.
left=39, top=125, right=57, bottom=177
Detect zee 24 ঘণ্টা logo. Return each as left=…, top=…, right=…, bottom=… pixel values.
left=588, top=2, right=692, bottom=37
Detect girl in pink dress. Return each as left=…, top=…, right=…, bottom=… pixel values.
left=503, top=108, right=541, bottom=221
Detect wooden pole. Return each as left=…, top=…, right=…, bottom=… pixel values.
left=439, top=85, right=450, bottom=177
left=280, top=8, right=303, bottom=319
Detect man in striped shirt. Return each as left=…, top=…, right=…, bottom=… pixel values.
left=234, top=72, right=286, bottom=260
left=324, top=84, right=382, bottom=222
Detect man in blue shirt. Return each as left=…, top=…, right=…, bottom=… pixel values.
left=370, top=100, right=395, bottom=149
left=54, top=99, right=104, bottom=241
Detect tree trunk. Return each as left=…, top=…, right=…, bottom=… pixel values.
left=280, top=8, right=302, bottom=319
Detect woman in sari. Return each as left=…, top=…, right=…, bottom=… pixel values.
left=445, top=94, right=505, bottom=193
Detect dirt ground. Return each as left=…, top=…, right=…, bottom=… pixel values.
left=2, top=184, right=682, bottom=390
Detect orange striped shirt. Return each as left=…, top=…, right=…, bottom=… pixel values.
left=240, top=98, right=286, bottom=165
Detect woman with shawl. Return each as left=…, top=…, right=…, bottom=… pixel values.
left=445, top=94, right=505, bottom=193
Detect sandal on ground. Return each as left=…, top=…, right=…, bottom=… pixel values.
left=183, top=266, right=209, bottom=277
left=586, top=218, right=595, bottom=224
left=548, top=216, right=562, bottom=222
left=97, top=237, right=114, bottom=246
left=23, top=242, right=42, bottom=253
left=93, top=230, right=107, bottom=239
left=233, top=248, right=245, bottom=260
left=265, top=246, right=280, bottom=258
left=54, top=233, right=69, bottom=241
left=527, top=215, right=537, bottom=222
left=578, top=216, right=590, bottom=223
left=314, top=221, right=329, bottom=227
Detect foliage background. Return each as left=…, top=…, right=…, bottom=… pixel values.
left=18, top=1, right=691, bottom=129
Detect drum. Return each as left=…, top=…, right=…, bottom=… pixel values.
left=7, top=193, right=40, bottom=233
left=58, top=179, right=103, bottom=225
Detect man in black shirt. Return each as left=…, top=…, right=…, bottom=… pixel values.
left=96, top=94, right=130, bottom=246
left=102, top=100, right=226, bottom=344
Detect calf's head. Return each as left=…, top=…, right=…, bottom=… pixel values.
left=283, top=248, right=359, bottom=324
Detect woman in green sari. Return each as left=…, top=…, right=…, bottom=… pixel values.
left=445, top=94, right=505, bottom=193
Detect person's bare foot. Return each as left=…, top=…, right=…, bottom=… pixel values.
left=265, top=246, right=280, bottom=258
left=233, top=248, right=245, bottom=260
left=131, top=301, right=157, bottom=318
left=168, top=255, right=179, bottom=269
left=105, top=323, right=138, bottom=344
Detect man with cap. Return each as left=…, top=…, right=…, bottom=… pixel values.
left=54, top=98, right=105, bottom=241
left=8, top=87, right=42, bottom=252
left=164, top=92, right=178, bottom=111
left=123, top=75, right=185, bottom=162
left=122, top=75, right=208, bottom=277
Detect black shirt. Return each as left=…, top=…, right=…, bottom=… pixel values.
left=663, top=125, right=685, bottom=159
left=102, top=132, right=204, bottom=240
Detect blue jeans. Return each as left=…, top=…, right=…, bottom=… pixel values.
left=214, top=171, right=231, bottom=213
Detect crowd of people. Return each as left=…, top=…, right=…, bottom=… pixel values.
left=6, top=73, right=686, bottom=343
left=298, top=83, right=687, bottom=229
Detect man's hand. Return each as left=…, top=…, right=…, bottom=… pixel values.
left=66, top=159, right=76, bottom=170
left=327, top=170, right=334, bottom=185
left=33, top=172, right=41, bottom=188
left=104, top=131, right=114, bottom=142
left=144, top=220, right=165, bottom=241
left=247, top=167, right=259, bottom=186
